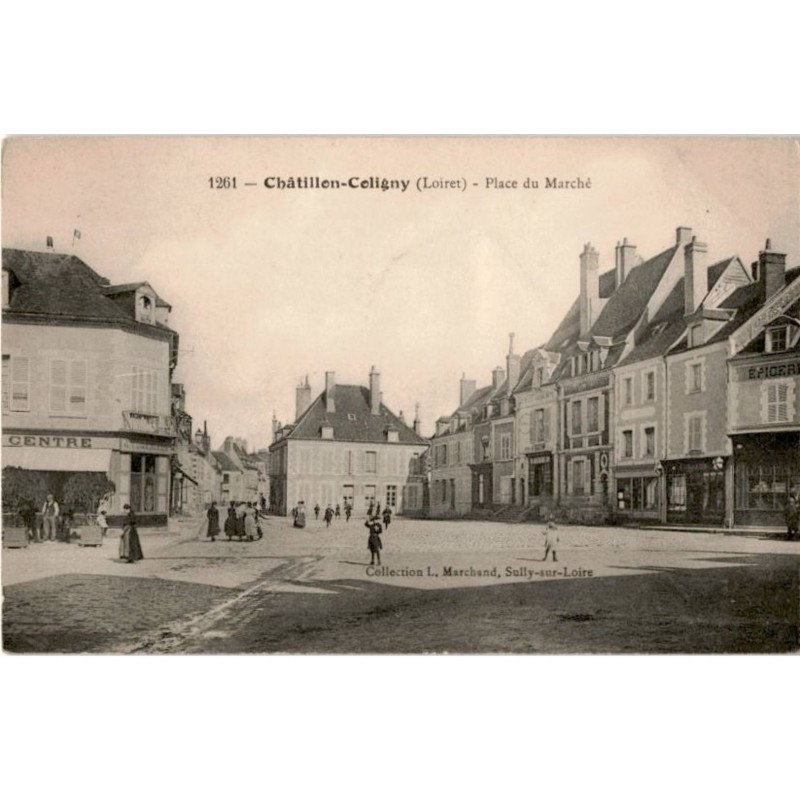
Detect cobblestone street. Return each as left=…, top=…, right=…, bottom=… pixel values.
left=3, top=515, right=799, bottom=653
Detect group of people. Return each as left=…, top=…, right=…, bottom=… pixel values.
left=207, top=500, right=263, bottom=542
left=17, top=494, right=76, bottom=543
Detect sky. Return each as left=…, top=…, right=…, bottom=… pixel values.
left=2, top=136, right=798, bottom=451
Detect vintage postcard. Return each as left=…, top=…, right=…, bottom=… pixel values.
left=2, top=136, right=798, bottom=654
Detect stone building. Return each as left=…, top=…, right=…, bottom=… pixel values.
left=2, top=246, right=179, bottom=526
left=268, top=368, right=428, bottom=516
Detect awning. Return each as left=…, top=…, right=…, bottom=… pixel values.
left=172, top=463, right=198, bottom=485
left=2, top=446, right=112, bottom=472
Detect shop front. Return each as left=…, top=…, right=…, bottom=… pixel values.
left=665, top=457, right=726, bottom=525
left=732, top=433, right=800, bottom=527
left=470, top=462, right=494, bottom=508
left=614, top=464, right=660, bottom=522
left=526, top=451, right=554, bottom=507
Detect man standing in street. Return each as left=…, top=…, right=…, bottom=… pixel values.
left=41, top=494, right=60, bottom=542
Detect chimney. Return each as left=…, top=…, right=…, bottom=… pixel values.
left=325, top=371, right=336, bottom=413
left=579, top=242, right=600, bottom=336
left=759, top=239, right=786, bottom=300
left=676, top=226, right=693, bottom=246
left=506, top=332, right=521, bottom=392
left=615, top=237, right=637, bottom=286
left=460, top=373, right=477, bottom=406
left=295, top=375, right=312, bottom=421
left=46, top=236, right=54, bottom=250
left=492, top=366, right=505, bottom=389
left=369, top=366, right=381, bottom=414
left=684, top=236, right=708, bottom=315
left=398, top=410, right=405, bottom=425
left=413, top=403, right=421, bottom=435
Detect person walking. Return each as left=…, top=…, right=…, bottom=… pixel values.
left=324, top=505, right=334, bottom=528
left=207, top=501, right=220, bottom=542
left=345, top=503, right=352, bottom=522
left=244, top=502, right=257, bottom=541
left=20, top=500, right=37, bottom=543
left=97, top=495, right=110, bottom=538
left=119, top=504, right=144, bottom=563
left=225, top=501, right=238, bottom=540
left=314, top=504, right=321, bottom=520
left=375, top=502, right=381, bottom=518
left=335, top=503, right=341, bottom=520
left=382, top=505, right=392, bottom=530
left=366, top=516, right=383, bottom=566
left=785, top=496, right=799, bottom=541
left=41, top=494, right=60, bottom=542
left=259, top=493, right=267, bottom=513
left=542, top=516, right=559, bottom=562
left=367, top=500, right=375, bottom=518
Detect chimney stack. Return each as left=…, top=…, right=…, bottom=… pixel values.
left=492, top=366, right=506, bottom=389
left=506, top=332, right=521, bottom=393
left=676, top=226, right=693, bottom=246
left=413, top=403, right=421, bottom=435
left=295, top=375, right=312, bottom=421
left=369, top=366, right=381, bottom=415
left=759, top=239, right=786, bottom=301
left=46, top=236, right=54, bottom=250
left=460, top=373, right=477, bottom=406
left=579, top=242, right=600, bottom=336
left=615, top=237, right=637, bottom=287
left=325, top=371, right=336, bottom=413
left=684, top=236, right=708, bottom=315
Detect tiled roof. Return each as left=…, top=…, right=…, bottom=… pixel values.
left=589, top=246, right=677, bottom=339
left=2, top=248, right=174, bottom=325
left=284, top=384, right=428, bottom=445
left=212, top=451, right=241, bottom=472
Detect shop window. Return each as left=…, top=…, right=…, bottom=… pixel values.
left=622, top=430, right=633, bottom=458
left=130, top=454, right=157, bottom=513
left=762, top=381, right=792, bottom=424
left=365, top=451, right=377, bottom=473
left=735, top=463, right=799, bottom=511
left=50, top=359, right=87, bottom=417
left=668, top=475, right=687, bottom=511
left=10, top=356, right=31, bottom=411
left=587, top=397, right=599, bottom=432
left=644, top=427, right=655, bottom=457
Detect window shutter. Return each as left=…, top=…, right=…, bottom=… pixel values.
left=777, top=384, right=789, bottom=421
left=69, top=360, right=87, bottom=414
left=11, top=356, right=30, bottom=411
left=50, top=359, right=67, bottom=413
left=543, top=408, right=550, bottom=445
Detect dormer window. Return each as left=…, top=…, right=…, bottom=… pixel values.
left=386, top=429, right=399, bottom=443
left=321, top=423, right=334, bottom=440
left=139, top=294, right=153, bottom=323
left=347, top=413, right=357, bottom=421
left=766, top=326, right=787, bottom=353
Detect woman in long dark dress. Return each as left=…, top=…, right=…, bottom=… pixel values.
left=119, top=504, right=144, bottom=563
left=207, top=501, right=220, bottom=542
left=224, top=501, right=237, bottom=540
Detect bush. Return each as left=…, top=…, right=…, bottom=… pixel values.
left=2, top=468, right=48, bottom=511
left=61, top=473, right=116, bottom=514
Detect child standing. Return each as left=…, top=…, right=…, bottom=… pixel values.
left=366, top=516, right=383, bottom=565
left=542, top=516, right=559, bottom=562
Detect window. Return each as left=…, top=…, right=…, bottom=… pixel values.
left=365, top=451, right=377, bottom=473
left=644, top=371, right=655, bottom=402
left=499, top=433, right=512, bottom=460
left=668, top=475, right=687, bottom=511
left=386, top=485, right=397, bottom=507
left=687, top=362, right=703, bottom=394
left=139, top=295, right=153, bottom=323
left=617, top=477, right=659, bottom=511
left=10, top=356, right=30, bottom=411
left=347, top=413, right=357, bottom=421
left=572, top=460, right=585, bottom=495
left=644, top=427, right=655, bottom=457
left=532, top=409, right=545, bottom=446
left=763, top=381, right=792, bottom=423
left=766, top=326, right=787, bottom=353
left=623, top=377, right=633, bottom=406
left=536, top=367, right=544, bottom=386
left=736, top=463, right=800, bottom=511
left=50, top=359, right=87, bottom=416
left=455, top=441, right=461, bottom=464
left=130, top=454, right=157, bottom=512
left=622, top=430, right=633, bottom=458
left=132, top=366, right=161, bottom=413
left=687, top=415, right=703, bottom=452
left=572, top=400, right=582, bottom=435
left=587, top=397, right=599, bottom=432
left=364, top=485, right=376, bottom=506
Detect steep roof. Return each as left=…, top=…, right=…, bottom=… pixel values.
left=285, top=384, right=428, bottom=445
left=212, top=451, right=241, bottom=472
left=2, top=248, right=174, bottom=325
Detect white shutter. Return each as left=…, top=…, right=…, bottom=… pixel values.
left=68, top=360, right=87, bottom=415
left=777, top=384, right=789, bottom=421
left=11, top=356, right=30, bottom=411
left=50, top=359, right=67, bottom=414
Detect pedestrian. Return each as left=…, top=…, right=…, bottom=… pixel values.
left=20, top=499, right=37, bottom=543
left=207, top=501, right=220, bottom=542
left=292, top=505, right=298, bottom=521
left=366, top=516, right=383, bottom=566
left=785, top=497, right=799, bottom=541
left=41, top=493, right=60, bottom=542
left=225, top=501, right=238, bottom=540
left=119, top=504, right=144, bottom=563
left=382, top=505, right=392, bottom=530
left=324, top=505, right=334, bottom=528
left=314, top=503, right=321, bottom=520
left=294, top=503, right=307, bottom=529
left=60, top=507, right=74, bottom=543
left=345, top=503, right=352, bottom=522
left=542, top=516, right=559, bottom=562
left=375, top=502, right=381, bottom=517
left=259, top=493, right=267, bottom=513
left=367, top=500, right=375, bottom=518
left=335, top=503, right=341, bottom=519
left=244, top=502, right=257, bottom=541
left=97, top=495, right=111, bottom=538
left=236, top=502, right=247, bottom=539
